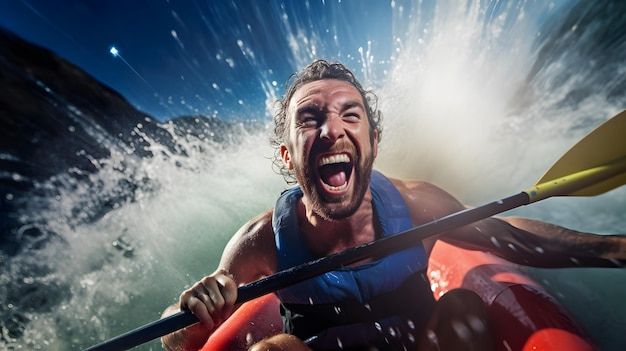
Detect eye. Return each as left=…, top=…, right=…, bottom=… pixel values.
left=299, top=113, right=320, bottom=127
left=342, top=101, right=365, bottom=122
left=343, top=110, right=361, bottom=122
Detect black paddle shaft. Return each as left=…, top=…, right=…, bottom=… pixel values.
left=83, top=192, right=530, bottom=351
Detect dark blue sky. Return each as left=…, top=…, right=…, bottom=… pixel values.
left=1, top=0, right=399, bottom=121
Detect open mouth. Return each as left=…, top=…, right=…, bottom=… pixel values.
left=317, top=153, right=353, bottom=192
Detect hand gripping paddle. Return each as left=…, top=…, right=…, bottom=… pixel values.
left=83, top=110, right=626, bottom=351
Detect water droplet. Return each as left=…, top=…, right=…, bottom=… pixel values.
left=427, top=329, right=438, bottom=345
left=490, top=236, right=501, bottom=248
left=406, top=319, right=415, bottom=330
left=467, top=315, right=486, bottom=333
left=451, top=319, right=471, bottom=340
left=336, top=336, right=343, bottom=349
left=502, top=339, right=513, bottom=351
left=609, top=258, right=622, bottom=267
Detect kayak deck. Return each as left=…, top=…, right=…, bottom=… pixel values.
left=202, top=241, right=597, bottom=350
left=429, top=241, right=597, bottom=351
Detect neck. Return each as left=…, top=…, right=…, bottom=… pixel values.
left=298, top=189, right=378, bottom=258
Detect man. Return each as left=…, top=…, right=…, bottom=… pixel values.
left=161, top=60, right=625, bottom=351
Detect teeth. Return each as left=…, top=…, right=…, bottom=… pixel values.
left=327, top=183, right=348, bottom=191
left=318, top=154, right=350, bottom=191
left=319, top=153, right=350, bottom=166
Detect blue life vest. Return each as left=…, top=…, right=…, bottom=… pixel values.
left=272, top=170, right=433, bottom=350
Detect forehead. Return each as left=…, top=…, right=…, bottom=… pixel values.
left=289, top=79, right=364, bottom=109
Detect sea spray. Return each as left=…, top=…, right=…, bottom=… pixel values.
left=375, top=3, right=626, bottom=347
left=5, top=118, right=283, bottom=350
left=1, top=1, right=625, bottom=350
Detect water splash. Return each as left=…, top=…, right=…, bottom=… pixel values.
left=3, top=116, right=284, bottom=350
left=2, top=1, right=625, bottom=350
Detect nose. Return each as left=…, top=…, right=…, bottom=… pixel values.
left=320, top=115, right=345, bottom=142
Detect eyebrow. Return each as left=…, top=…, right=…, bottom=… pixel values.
left=296, top=103, right=321, bottom=116
left=296, top=99, right=365, bottom=114
left=342, top=100, right=365, bottom=111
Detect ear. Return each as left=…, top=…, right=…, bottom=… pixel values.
left=280, top=144, right=294, bottom=170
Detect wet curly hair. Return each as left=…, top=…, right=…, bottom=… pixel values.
left=270, top=59, right=383, bottom=184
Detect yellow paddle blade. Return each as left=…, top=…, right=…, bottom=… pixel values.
left=525, top=110, right=626, bottom=202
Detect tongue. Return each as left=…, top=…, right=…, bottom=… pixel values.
left=320, top=164, right=347, bottom=187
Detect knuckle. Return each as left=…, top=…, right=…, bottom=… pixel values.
left=179, top=290, right=194, bottom=305
left=200, top=276, right=214, bottom=285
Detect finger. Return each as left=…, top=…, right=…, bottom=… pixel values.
left=200, top=277, right=226, bottom=314
left=214, top=271, right=238, bottom=317
left=193, top=287, right=213, bottom=309
left=186, top=294, right=216, bottom=330
left=180, top=284, right=217, bottom=330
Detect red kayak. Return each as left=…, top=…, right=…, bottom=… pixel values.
left=201, top=241, right=597, bottom=351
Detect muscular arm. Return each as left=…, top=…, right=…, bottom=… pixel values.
left=161, top=210, right=277, bottom=350
left=219, top=210, right=278, bottom=283
left=392, top=178, right=626, bottom=268
left=497, top=217, right=626, bottom=266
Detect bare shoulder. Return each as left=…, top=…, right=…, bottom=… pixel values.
left=219, top=209, right=277, bottom=284
left=387, top=176, right=466, bottom=223
left=388, top=177, right=442, bottom=197
left=386, top=176, right=469, bottom=253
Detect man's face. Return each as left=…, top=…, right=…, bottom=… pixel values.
left=280, top=79, right=378, bottom=220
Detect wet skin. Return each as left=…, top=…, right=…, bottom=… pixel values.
left=280, top=79, right=378, bottom=222
left=161, top=78, right=626, bottom=351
